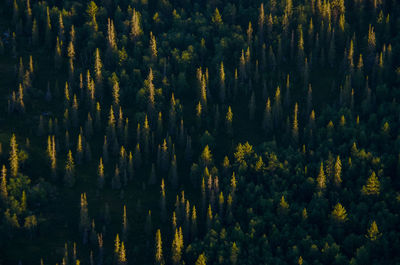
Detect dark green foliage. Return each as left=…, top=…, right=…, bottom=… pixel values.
left=0, top=0, right=400, bottom=264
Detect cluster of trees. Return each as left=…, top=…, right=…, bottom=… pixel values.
left=0, top=0, right=400, bottom=264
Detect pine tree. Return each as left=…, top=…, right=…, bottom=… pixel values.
left=114, top=234, right=120, bottom=259
left=317, top=162, right=327, bottom=190
left=86, top=1, right=98, bottom=31
left=122, top=205, right=128, bottom=239
left=362, top=171, right=380, bottom=195
left=45, top=6, right=52, bottom=47
left=226, top=106, right=233, bottom=135
left=130, top=9, right=142, bottom=41
left=0, top=165, right=7, bottom=201
left=191, top=205, right=197, bottom=238
left=94, top=48, right=103, bottom=88
left=292, top=103, right=299, bottom=142
left=366, top=221, right=381, bottom=241
left=367, top=24, right=376, bottom=53
left=67, top=39, right=75, bottom=77
left=334, top=155, right=342, bottom=186
left=118, top=242, right=127, bottom=265
left=171, top=227, right=183, bottom=265
left=150, top=32, right=157, bottom=60
left=80, top=193, right=90, bottom=232
left=76, top=133, right=83, bottom=164
left=155, top=229, right=164, bottom=265
left=195, top=253, right=206, bottom=265
left=64, top=150, right=75, bottom=187
left=212, top=8, right=223, bottom=26
left=331, top=203, right=347, bottom=222
left=230, top=242, right=239, bottom=265
left=146, top=68, right=155, bottom=116
left=219, top=61, right=225, bottom=103
left=9, top=134, right=19, bottom=177
left=258, top=3, right=265, bottom=41
left=200, top=145, right=213, bottom=168
left=160, top=179, right=166, bottom=222
left=107, top=18, right=117, bottom=50
left=112, top=79, right=120, bottom=106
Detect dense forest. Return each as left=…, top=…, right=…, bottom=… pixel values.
left=0, top=0, right=400, bottom=264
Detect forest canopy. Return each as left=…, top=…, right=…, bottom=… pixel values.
left=0, top=0, right=400, bottom=264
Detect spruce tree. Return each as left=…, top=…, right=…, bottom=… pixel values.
left=366, top=221, right=381, bottom=241
left=331, top=203, right=347, bottom=222
left=0, top=165, right=7, bottom=201
left=317, top=162, right=327, bottom=190
left=64, top=150, right=75, bottom=187
left=9, top=134, right=19, bottom=177
left=362, top=171, right=380, bottom=195
left=195, top=253, right=206, bottom=265
left=155, top=229, right=164, bottom=265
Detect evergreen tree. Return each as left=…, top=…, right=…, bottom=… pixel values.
left=80, top=193, right=90, bottom=234
left=334, top=155, right=342, bottom=186
left=230, top=242, right=239, bottom=265
left=317, top=162, right=327, bottom=190
left=292, top=102, right=299, bottom=143
left=86, top=1, right=98, bottom=31
left=155, top=229, right=164, bottom=265
left=226, top=106, right=233, bottom=136
left=119, top=242, right=127, bottom=265
left=130, top=9, right=142, bottom=41
left=366, top=221, right=381, bottom=241
left=171, top=228, right=183, bottom=265
left=0, top=165, right=7, bottom=201
left=9, top=134, right=19, bottom=177
left=362, top=171, right=380, bottom=195
left=64, top=150, right=75, bottom=187
left=195, top=253, right=206, bottom=265
left=331, top=203, right=347, bottom=222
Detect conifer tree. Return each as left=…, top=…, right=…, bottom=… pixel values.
left=122, top=205, right=128, bottom=239
left=160, top=179, right=166, bottom=222
left=334, top=155, right=342, bottom=186
left=119, top=242, right=127, bottom=265
left=94, top=48, right=103, bottom=89
left=331, top=203, right=347, bottom=222
left=200, top=145, right=213, bottom=168
left=317, top=162, right=327, bottom=190
left=191, top=205, right=197, bottom=238
left=0, top=165, right=7, bottom=201
left=150, top=32, right=157, bottom=60
left=45, top=6, right=52, bottom=47
left=97, top=157, right=104, bottom=189
left=67, top=39, right=75, bottom=77
left=228, top=242, right=239, bottom=265
left=76, top=133, right=83, bottom=164
left=226, top=106, right=233, bottom=135
left=367, top=24, right=376, bottom=53
left=362, top=171, right=380, bottom=195
left=80, top=193, right=90, bottom=233
left=195, top=253, right=206, bottom=265
left=64, top=150, right=75, bottom=187
left=112, top=79, right=120, bottom=106
left=146, top=68, right=155, bottom=117
left=366, top=221, right=381, bottom=241
left=206, top=204, right=213, bottom=230
left=86, top=1, right=98, bottom=31
left=9, top=134, right=19, bottom=177
left=219, top=61, right=225, bottom=103
left=130, top=9, right=142, bottom=41
left=171, top=228, right=183, bottom=265
left=292, top=102, right=299, bottom=142
left=155, top=229, right=164, bottom=265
